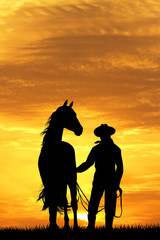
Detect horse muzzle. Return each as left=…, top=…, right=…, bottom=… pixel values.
left=74, top=126, right=83, bottom=136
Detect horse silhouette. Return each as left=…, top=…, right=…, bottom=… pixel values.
left=38, top=100, right=83, bottom=229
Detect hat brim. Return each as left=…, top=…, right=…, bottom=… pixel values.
left=94, top=124, right=116, bottom=137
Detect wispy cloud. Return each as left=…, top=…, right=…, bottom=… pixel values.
left=0, top=124, right=40, bottom=134
left=136, top=173, right=160, bottom=179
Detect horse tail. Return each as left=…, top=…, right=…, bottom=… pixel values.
left=37, top=186, right=72, bottom=213
left=37, top=187, right=49, bottom=210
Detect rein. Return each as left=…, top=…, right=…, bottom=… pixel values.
left=76, top=182, right=123, bottom=218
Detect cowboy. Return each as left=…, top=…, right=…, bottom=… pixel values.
left=76, top=124, right=123, bottom=230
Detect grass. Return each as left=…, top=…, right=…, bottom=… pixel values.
left=0, top=225, right=159, bottom=236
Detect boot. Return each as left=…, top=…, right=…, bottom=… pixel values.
left=105, top=214, right=114, bottom=230
left=87, top=214, right=96, bottom=231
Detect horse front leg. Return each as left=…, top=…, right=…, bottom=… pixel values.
left=49, top=205, right=59, bottom=230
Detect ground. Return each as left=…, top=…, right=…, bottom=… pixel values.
left=0, top=225, right=159, bottom=237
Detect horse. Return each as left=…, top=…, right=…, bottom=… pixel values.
left=38, top=100, right=83, bottom=230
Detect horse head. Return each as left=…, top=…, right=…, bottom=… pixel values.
left=54, top=100, right=83, bottom=136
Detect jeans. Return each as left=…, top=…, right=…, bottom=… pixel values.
left=88, top=181, right=116, bottom=228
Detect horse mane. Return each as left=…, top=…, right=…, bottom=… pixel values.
left=41, top=111, right=56, bottom=147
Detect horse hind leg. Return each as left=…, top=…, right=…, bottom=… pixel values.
left=72, top=200, right=78, bottom=229
left=70, top=185, right=78, bottom=229
left=64, top=200, right=77, bottom=230
left=63, top=187, right=70, bottom=230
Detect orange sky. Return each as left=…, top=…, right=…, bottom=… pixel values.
left=0, top=0, right=160, bottom=228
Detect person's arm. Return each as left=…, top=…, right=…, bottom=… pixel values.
left=76, top=148, right=95, bottom=173
left=115, top=149, right=124, bottom=188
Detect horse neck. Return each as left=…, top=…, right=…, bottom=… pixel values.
left=51, top=124, right=63, bottom=143
left=43, top=124, right=63, bottom=147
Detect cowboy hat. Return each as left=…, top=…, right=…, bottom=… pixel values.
left=94, top=124, right=116, bottom=137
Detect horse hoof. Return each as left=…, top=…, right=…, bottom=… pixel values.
left=63, top=225, right=71, bottom=231
left=49, top=224, right=59, bottom=231
left=73, top=225, right=79, bottom=231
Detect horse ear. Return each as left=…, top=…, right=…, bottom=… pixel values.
left=69, top=101, right=73, bottom=108
left=63, top=100, right=68, bottom=106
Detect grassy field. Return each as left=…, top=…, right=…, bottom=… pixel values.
left=0, top=225, right=159, bottom=236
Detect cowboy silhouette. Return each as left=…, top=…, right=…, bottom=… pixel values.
left=76, top=124, right=123, bottom=230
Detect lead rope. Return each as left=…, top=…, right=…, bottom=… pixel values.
left=114, top=187, right=123, bottom=218
left=76, top=182, right=123, bottom=218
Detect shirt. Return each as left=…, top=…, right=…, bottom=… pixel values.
left=77, top=139, right=123, bottom=186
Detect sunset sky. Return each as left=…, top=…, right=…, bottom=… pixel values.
left=0, top=0, right=160, bottom=227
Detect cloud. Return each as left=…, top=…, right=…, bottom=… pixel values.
left=0, top=124, right=40, bottom=134
left=0, top=43, right=160, bottom=130
left=136, top=173, right=160, bottom=180
left=0, top=0, right=160, bottom=130
left=1, top=0, right=160, bottom=52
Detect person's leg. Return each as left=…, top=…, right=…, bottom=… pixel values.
left=88, top=183, right=104, bottom=229
left=105, top=186, right=116, bottom=230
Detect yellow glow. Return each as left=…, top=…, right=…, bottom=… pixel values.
left=77, top=213, right=88, bottom=222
